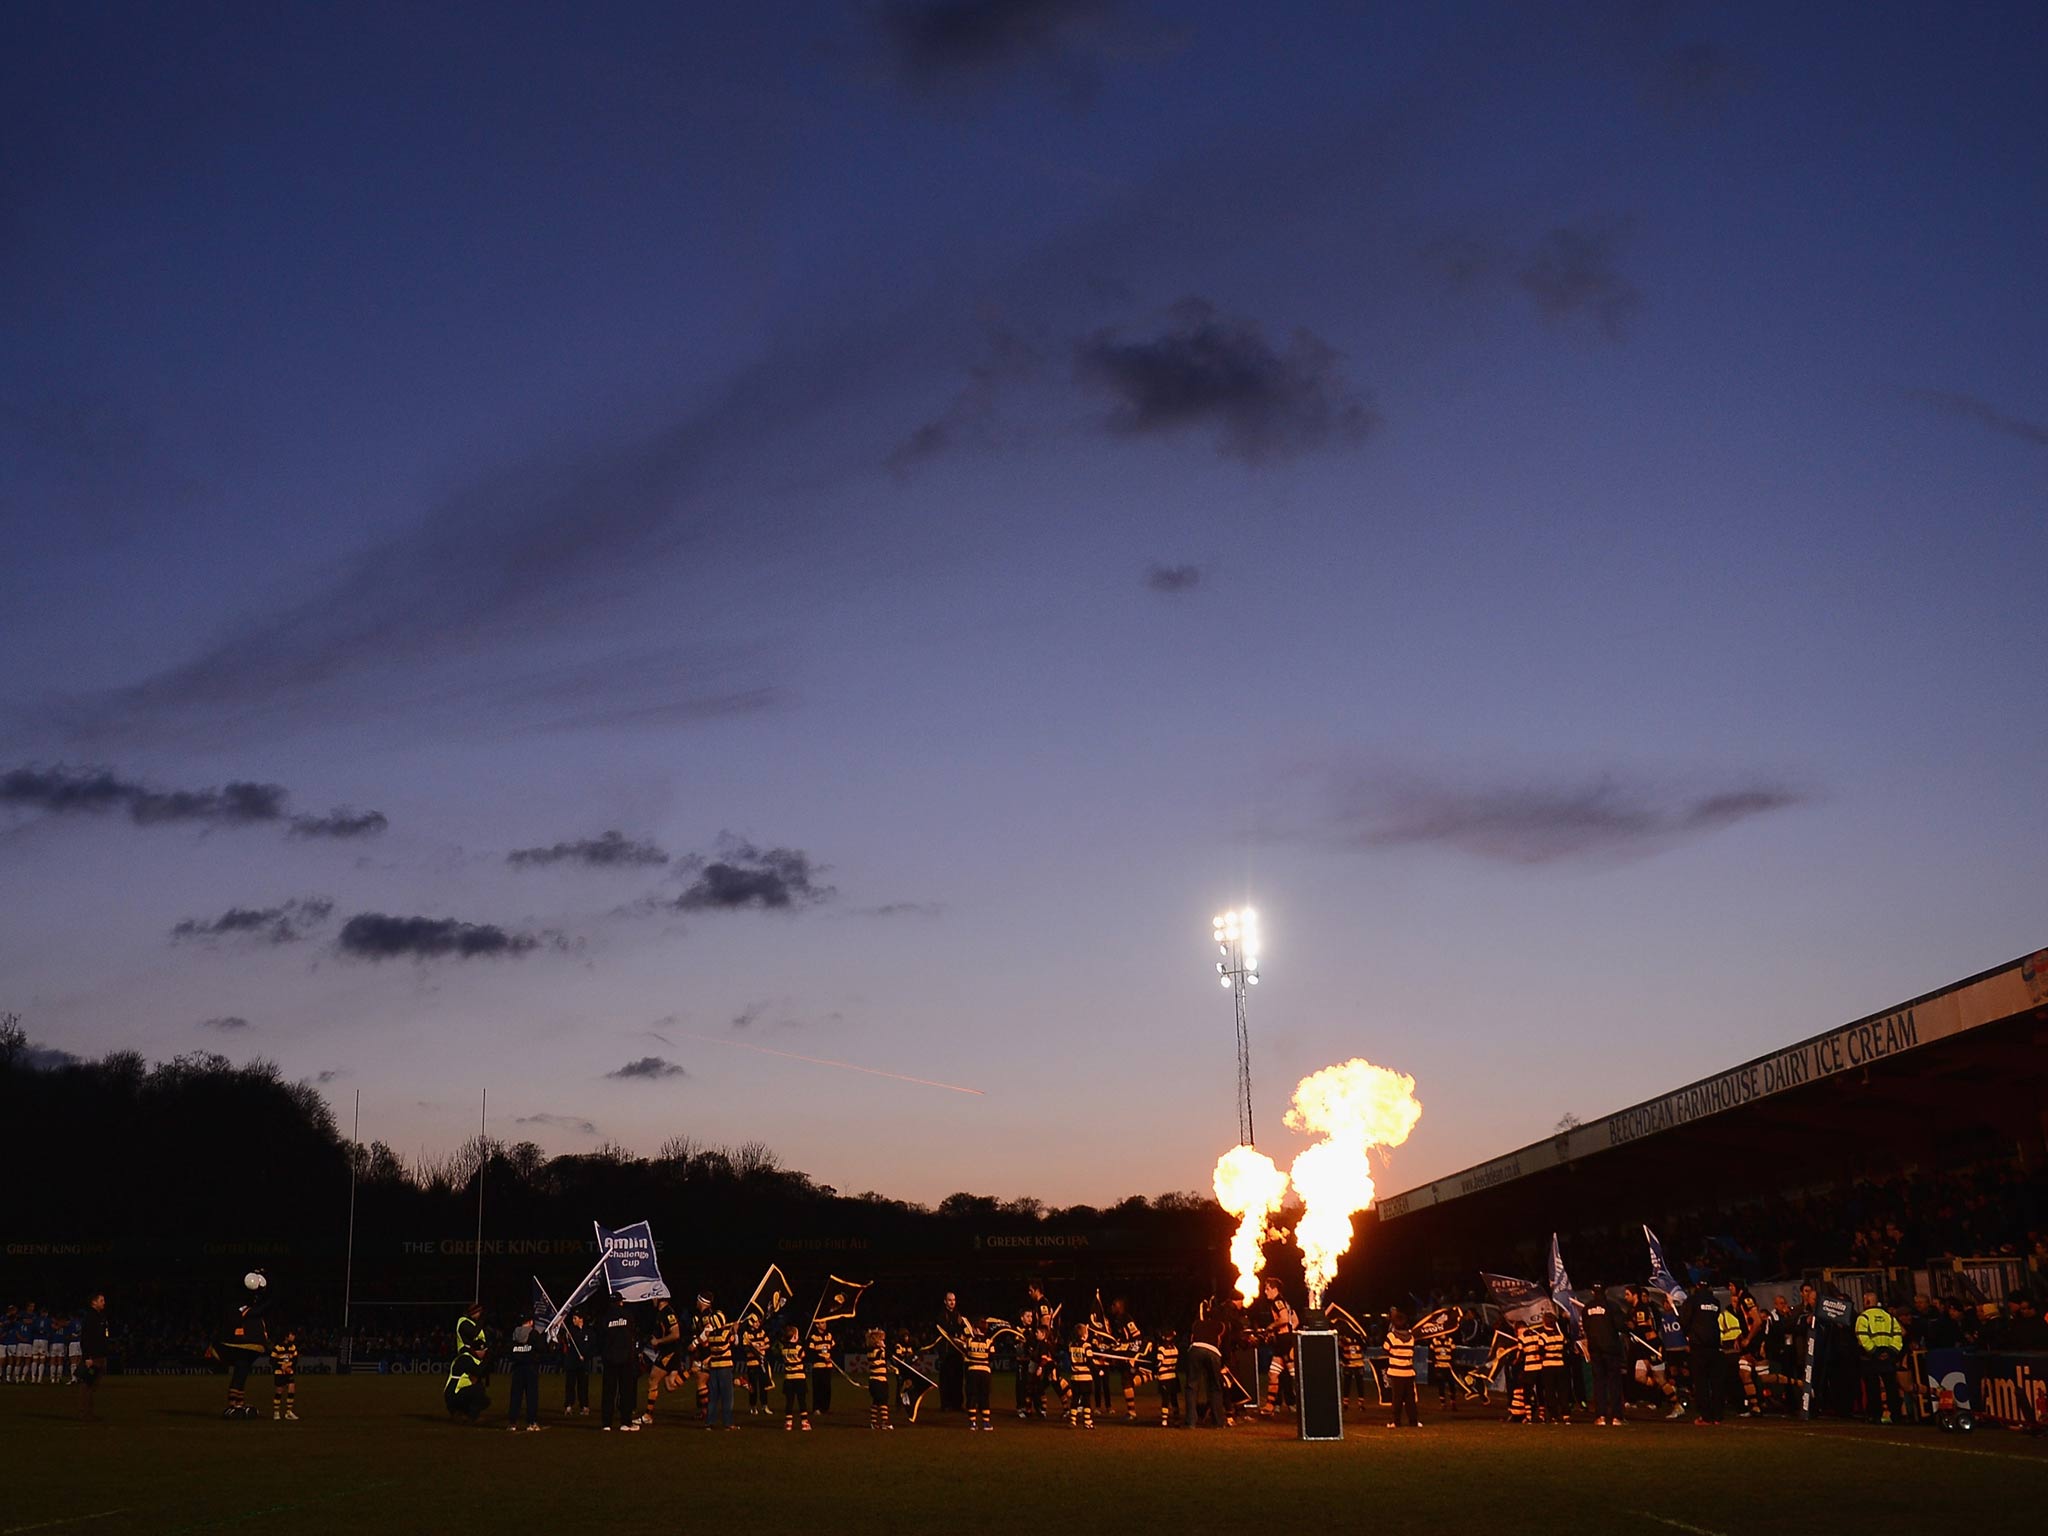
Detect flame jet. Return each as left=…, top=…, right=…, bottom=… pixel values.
left=1283, top=1058, right=1423, bottom=1308
left=1211, top=1143, right=1289, bottom=1306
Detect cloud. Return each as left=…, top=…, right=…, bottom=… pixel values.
left=1074, top=298, right=1375, bottom=463
left=20, top=1043, right=82, bottom=1071
left=1144, top=562, right=1201, bottom=593
left=671, top=836, right=833, bottom=912
left=886, top=323, right=1043, bottom=474
left=606, top=1056, right=686, bottom=1081
left=731, top=1002, right=765, bottom=1032
left=872, top=0, right=1121, bottom=93
left=313, top=1069, right=344, bottom=1084
left=39, top=339, right=842, bottom=748
left=865, top=900, right=943, bottom=918
left=170, top=897, right=335, bottom=946
left=1295, top=764, right=1808, bottom=865
left=336, top=913, right=547, bottom=961
left=508, top=830, right=671, bottom=870
left=1517, top=222, right=1642, bottom=340
left=1907, top=390, right=2048, bottom=448
left=290, top=808, right=389, bottom=839
left=516, top=1111, right=599, bottom=1135
left=200, top=1016, right=251, bottom=1032
left=2, top=764, right=386, bottom=839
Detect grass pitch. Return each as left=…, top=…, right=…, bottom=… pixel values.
left=4, top=1376, right=2040, bottom=1535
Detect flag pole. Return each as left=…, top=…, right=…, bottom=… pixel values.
left=472, top=1088, right=487, bottom=1306
left=544, top=1244, right=615, bottom=1339
left=343, top=1089, right=360, bottom=1333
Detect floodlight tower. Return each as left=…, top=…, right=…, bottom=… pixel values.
left=1210, top=907, right=1262, bottom=1146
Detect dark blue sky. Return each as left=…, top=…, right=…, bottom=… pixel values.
left=4, top=0, right=2043, bottom=1203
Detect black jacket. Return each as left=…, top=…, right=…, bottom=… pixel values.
left=597, top=1301, right=637, bottom=1366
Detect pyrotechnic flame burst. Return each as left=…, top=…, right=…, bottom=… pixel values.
left=1211, top=1143, right=1289, bottom=1306
left=1283, top=1058, right=1422, bottom=1308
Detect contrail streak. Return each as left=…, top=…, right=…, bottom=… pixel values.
left=676, top=1033, right=984, bottom=1096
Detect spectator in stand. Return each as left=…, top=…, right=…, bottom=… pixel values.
left=1991, top=1294, right=2048, bottom=1352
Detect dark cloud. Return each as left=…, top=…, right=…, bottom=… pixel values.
left=1297, top=765, right=1808, bottom=865
left=336, top=913, right=546, bottom=961
left=606, top=1056, right=686, bottom=1081
left=200, top=1016, right=251, bottom=1032
left=1517, top=222, right=1642, bottom=340
left=313, top=1069, right=344, bottom=1085
left=508, top=830, right=671, bottom=870
left=1074, top=298, right=1375, bottom=463
left=886, top=324, right=1043, bottom=474
left=2, top=763, right=385, bottom=839
left=170, top=897, right=335, bottom=946
left=865, top=901, right=943, bottom=918
left=516, top=1111, right=599, bottom=1135
left=731, top=1002, right=764, bottom=1032
left=873, top=0, right=1119, bottom=92
left=1907, top=390, right=2048, bottom=449
left=672, top=837, right=833, bottom=912
left=1144, top=562, right=1201, bottom=593
left=290, top=808, right=389, bottom=839
left=21, top=1043, right=82, bottom=1071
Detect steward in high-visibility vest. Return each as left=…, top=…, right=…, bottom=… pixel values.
left=445, top=1302, right=490, bottom=1423
left=1854, top=1291, right=1904, bottom=1425
left=1854, top=1301, right=1903, bottom=1357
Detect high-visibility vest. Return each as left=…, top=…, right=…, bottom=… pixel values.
left=1855, top=1307, right=1903, bottom=1354
left=1717, top=1308, right=1742, bottom=1349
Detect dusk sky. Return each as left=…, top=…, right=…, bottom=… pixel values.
left=4, top=1, right=2043, bottom=1209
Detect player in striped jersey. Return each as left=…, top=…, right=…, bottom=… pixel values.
left=1383, top=1310, right=1421, bottom=1427
left=1152, top=1328, right=1181, bottom=1426
left=1426, top=1329, right=1458, bottom=1409
left=270, top=1329, right=299, bottom=1421
left=807, top=1320, right=838, bottom=1418
left=1536, top=1312, right=1570, bottom=1423
left=777, top=1326, right=812, bottom=1431
left=943, top=1319, right=997, bottom=1431
left=740, top=1314, right=771, bottom=1416
left=1338, top=1327, right=1368, bottom=1409
left=1065, top=1326, right=1097, bottom=1429
left=863, top=1327, right=893, bottom=1429
left=642, top=1297, right=683, bottom=1426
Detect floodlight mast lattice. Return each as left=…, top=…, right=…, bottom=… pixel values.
left=1210, top=908, right=1262, bottom=1147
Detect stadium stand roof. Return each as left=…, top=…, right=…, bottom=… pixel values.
left=1378, top=945, right=2048, bottom=1223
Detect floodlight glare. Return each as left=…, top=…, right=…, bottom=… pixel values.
left=1205, top=902, right=1267, bottom=1146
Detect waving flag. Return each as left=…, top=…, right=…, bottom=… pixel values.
left=1643, top=1225, right=1688, bottom=1306
left=1547, top=1234, right=1583, bottom=1338
left=1480, top=1271, right=1553, bottom=1327
left=738, top=1263, right=793, bottom=1329
left=595, top=1220, right=670, bottom=1302
left=811, top=1276, right=872, bottom=1327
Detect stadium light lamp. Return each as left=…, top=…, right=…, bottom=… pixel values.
left=1209, top=906, right=1264, bottom=1146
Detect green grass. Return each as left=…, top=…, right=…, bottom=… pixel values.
left=3, top=1375, right=2042, bottom=1535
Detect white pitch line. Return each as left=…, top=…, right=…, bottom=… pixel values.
left=1629, top=1513, right=1732, bottom=1536
left=1789, top=1427, right=2048, bottom=1465
left=3, top=1512, right=129, bottom=1535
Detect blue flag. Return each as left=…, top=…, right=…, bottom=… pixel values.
left=595, top=1220, right=670, bottom=1302
left=1643, top=1225, right=1688, bottom=1306
left=1480, top=1271, right=1553, bottom=1327
left=1546, top=1234, right=1582, bottom=1338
